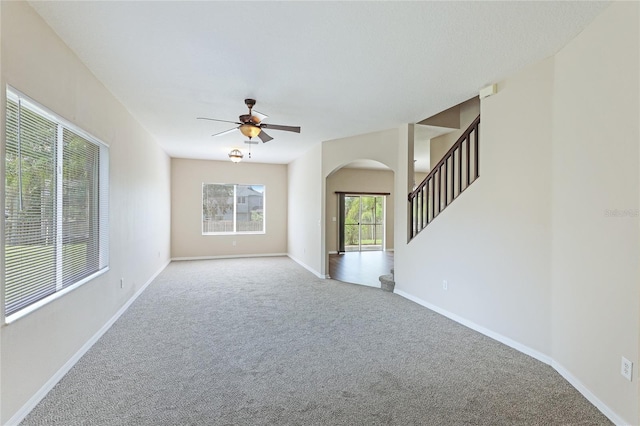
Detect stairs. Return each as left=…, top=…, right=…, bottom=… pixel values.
left=408, top=115, right=480, bottom=240
left=379, top=268, right=395, bottom=292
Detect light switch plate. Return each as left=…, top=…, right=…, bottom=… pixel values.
left=621, top=356, right=633, bottom=381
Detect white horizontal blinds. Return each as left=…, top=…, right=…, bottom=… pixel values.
left=98, top=143, right=109, bottom=270
left=5, top=96, right=58, bottom=316
left=4, top=89, right=110, bottom=319
left=62, top=128, right=100, bottom=287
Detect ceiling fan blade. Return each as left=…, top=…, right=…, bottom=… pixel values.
left=197, top=117, right=241, bottom=125
left=212, top=127, right=238, bottom=137
left=252, top=110, right=268, bottom=123
left=261, top=123, right=301, bottom=133
left=258, top=131, right=274, bottom=143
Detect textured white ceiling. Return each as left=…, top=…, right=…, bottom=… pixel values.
left=29, top=1, right=608, bottom=164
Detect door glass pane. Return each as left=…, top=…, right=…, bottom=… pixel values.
left=373, top=196, right=383, bottom=247
left=343, top=196, right=360, bottom=252
left=359, top=196, right=383, bottom=251
left=341, top=195, right=384, bottom=252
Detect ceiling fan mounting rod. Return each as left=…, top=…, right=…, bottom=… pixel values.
left=244, top=98, right=256, bottom=112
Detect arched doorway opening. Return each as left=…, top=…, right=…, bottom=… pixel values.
left=325, top=160, right=394, bottom=287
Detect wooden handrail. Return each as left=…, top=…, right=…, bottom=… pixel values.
left=408, top=115, right=480, bottom=240
left=410, top=115, right=480, bottom=199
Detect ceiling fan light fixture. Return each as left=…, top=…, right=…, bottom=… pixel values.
left=239, top=123, right=261, bottom=139
left=228, top=149, right=244, bottom=163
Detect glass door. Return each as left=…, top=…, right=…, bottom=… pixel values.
left=342, top=195, right=384, bottom=252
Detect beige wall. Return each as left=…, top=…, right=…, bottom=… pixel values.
left=171, top=159, right=287, bottom=259
left=289, top=128, right=400, bottom=278
left=414, top=172, right=428, bottom=186
left=395, top=3, right=639, bottom=424
left=430, top=97, right=480, bottom=169
left=418, top=104, right=460, bottom=129
left=0, top=2, right=171, bottom=423
left=550, top=2, right=639, bottom=422
left=288, top=144, right=323, bottom=276
left=325, top=168, right=395, bottom=253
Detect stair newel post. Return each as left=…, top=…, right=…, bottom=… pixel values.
left=466, top=133, right=471, bottom=188
left=474, top=125, right=480, bottom=179
left=430, top=176, right=434, bottom=223
left=409, top=195, right=415, bottom=239
left=443, top=158, right=448, bottom=208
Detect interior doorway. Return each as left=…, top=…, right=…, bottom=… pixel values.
left=338, top=193, right=385, bottom=252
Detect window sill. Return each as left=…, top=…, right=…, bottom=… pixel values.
left=4, top=267, right=110, bottom=325
left=202, top=232, right=266, bottom=236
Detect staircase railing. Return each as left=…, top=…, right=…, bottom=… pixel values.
left=408, top=115, right=480, bottom=240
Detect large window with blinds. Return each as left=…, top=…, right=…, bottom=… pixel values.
left=4, top=88, right=109, bottom=322
left=202, top=183, right=265, bottom=234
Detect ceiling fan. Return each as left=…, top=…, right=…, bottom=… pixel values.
left=197, top=98, right=300, bottom=143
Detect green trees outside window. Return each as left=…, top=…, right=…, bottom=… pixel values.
left=4, top=90, right=108, bottom=320
left=202, top=184, right=265, bottom=234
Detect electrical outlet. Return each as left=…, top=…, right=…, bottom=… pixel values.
left=232, top=240, right=236, bottom=246
left=621, top=357, right=633, bottom=381
left=120, top=278, right=124, bottom=289
left=442, top=280, right=448, bottom=290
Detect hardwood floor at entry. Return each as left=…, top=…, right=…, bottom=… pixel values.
left=329, top=251, right=394, bottom=287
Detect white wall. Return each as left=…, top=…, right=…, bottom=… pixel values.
left=0, top=2, right=171, bottom=423
left=550, top=2, right=639, bottom=422
left=395, top=56, right=555, bottom=356
left=287, top=144, right=323, bottom=277
left=171, top=159, right=287, bottom=259
left=321, top=129, right=398, bottom=178
left=394, top=3, right=639, bottom=424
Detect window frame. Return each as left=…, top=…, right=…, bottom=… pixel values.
left=3, top=87, right=110, bottom=324
left=202, top=183, right=265, bottom=235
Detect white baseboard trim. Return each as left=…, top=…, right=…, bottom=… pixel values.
left=5, top=260, right=170, bottom=426
left=394, top=289, right=551, bottom=365
left=172, top=253, right=288, bottom=262
left=552, top=362, right=628, bottom=426
left=394, top=289, right=625, bottom=426
left=287, top=254, right=328, bottom=279
left=328, top=250, right=393, bottom=254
